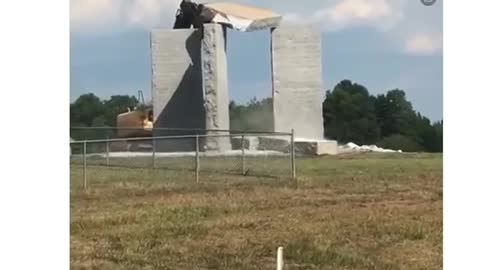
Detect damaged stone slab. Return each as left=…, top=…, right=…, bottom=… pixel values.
left=231, top=136, right=260, bottom=150
left=204, top=2, right=282, bottom=31
left=174, top=0, right=282, bottom=32
left=257, top=136, right=291, bottom=152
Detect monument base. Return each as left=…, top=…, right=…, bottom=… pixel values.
left=231, top=136, right=339, bottom=155
left=294, top=140, right=338, bottom=156
left=231, top=136, right=259, bottom=150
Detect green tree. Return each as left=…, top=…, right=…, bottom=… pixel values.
left=375, top=89, right=417, bottom=138
left=374, top=89, right=442, bottom=152
left=432, top=121, right=443, bottom=152
left=229, top=101, right=248, bottom=131
left=70, top=93, right=139, bottom=140
left=420, top=120, right=443, bottom=152
left=323, top=80, right=380, bottom=145
left=229, top=97, right=273, bottom=131
left=70, top=93, right=105, bottom=126
left=377, top=134, right=424, bottom=152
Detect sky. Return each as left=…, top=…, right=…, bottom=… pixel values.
left=70, top=0, right=443, bottom=121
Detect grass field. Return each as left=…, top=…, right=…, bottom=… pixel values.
left=70, top=153, right=442, bottom=270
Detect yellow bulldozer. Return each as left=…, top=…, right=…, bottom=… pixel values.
left=115, top=91, right=153, bottom=138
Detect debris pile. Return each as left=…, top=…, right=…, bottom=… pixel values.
left=339, top=142, right=403, bottom=153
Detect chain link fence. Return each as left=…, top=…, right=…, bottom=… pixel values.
left=70, top=131, right=295, bottom=189
left=70, top=127, right=284, bottom=141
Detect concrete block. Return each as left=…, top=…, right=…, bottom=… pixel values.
left=258, top=137, right=290, bottom=152
left=231, top=137, right=248, bottom=150
left=315, top=140, right=338, bottom=155
left=295, top=140, right=338, bottom=156
left=231, top=136, right=260, bottom=150
left=202, top=24, right=232, bottom=151
left=271, top=24, right=325, bottom=140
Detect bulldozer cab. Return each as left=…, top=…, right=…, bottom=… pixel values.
left=115, top=90, right=154, bottom=138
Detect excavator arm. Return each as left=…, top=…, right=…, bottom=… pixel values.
left=174, top=0, right=200, bottom=29
left=173, top=0, right=216, bottom=29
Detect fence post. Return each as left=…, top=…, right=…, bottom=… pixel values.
left=105, top=137, right=110, bottom=166
left=152, top=138, right=156, bottom=169
left=195, top=135, right=200, bottom=183
left=83, top=141, right=87, bottom=189
left=241, top=134, right=246, bottom=175
left=290, top=129, right=296, bottom=181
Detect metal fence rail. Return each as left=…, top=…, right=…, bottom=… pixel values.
left=70, top=131, right=296, bottom=189
left=70, top=126, right=291, bottom=141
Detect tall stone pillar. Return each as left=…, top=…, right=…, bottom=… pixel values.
left=271, top=25, right=325, bottom=140
left=202, top=24, right=232, bottom=151
left=151, top=29, right=204, bottom=151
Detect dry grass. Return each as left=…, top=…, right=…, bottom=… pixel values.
left=70, top=153, right=442, bottom=269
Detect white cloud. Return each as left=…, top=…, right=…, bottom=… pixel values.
left=70, top=0, right=178, bottom=33
left=284, top=0, right=404, bottom=32
left=405, top=33, right=443, bottom=55
left=313, top=0, right=399, bottom=31
left=126, top=0, right=178, bottom=27
left=70, top=0, right=123, bottom=32
left=71, top=0, right=403, bottom=33
left=70, top=0, right=443, bottom=55
left=282, top=0, right=442, bottom=55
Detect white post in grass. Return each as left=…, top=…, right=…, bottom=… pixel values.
left=277, top=246, right=284, bottom=270
left=83, top=141, right=87, bottom=190
left=152, top=138, right=156, bottom=169
left=241, top=134, right=246, bottom=175
left=195, top=135, right=200, bottom=183
left=290, top=129, right=296, bottom=181
left=105, top=137, right=110, bottom=166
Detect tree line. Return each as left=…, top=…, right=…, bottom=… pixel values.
left=70, top=80, right=442, bottom=152
left=229, top=80, right=442, bottom=152
left=323, top=80, right=442, bottom=152
left=70, top=94, right=139, bottom=140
